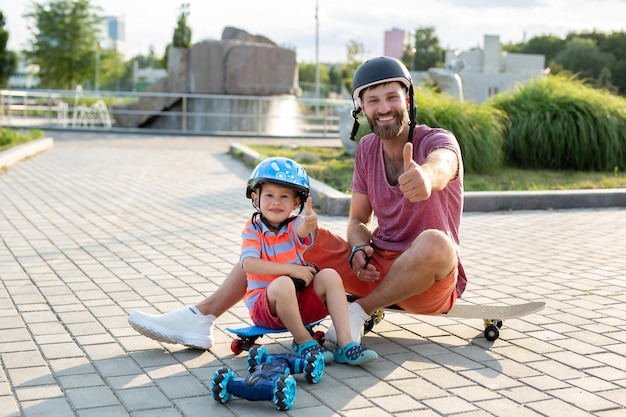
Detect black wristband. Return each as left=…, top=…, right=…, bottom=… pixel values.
left=348, top=244, right=372, bottom=270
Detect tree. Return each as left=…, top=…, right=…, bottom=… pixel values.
left=554, top=37, right=615, bottom=82
left=504, top=30, right=626, bottom=96
left=299, top=62, right=330, bottom=85
left=597, top=31, right=626, bottom=95
left=298, top=61, right=331, bottom=96
left=0, top=11, right=18, bottom=88
left=341, top=39, right=367, bottom=94
left=172, top=3, right=191, bottom=48
left=23, top=0, right=103, bottom=89
left=402, top=27, right=443, bottom=71
left=162, top=3, right=191, bottom=68
left=518, top=34, right=565, bottom=67
left=327, top=64, right=343, bottom=95
left=96, top=48, right=126, bottom=91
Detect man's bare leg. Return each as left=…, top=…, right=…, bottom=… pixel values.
left=128, top=264, right=247, bottom=349
left=357, top=229, right=457, bottom=315
left=326, top=229, right=457, bottom=344
left=195, top=264, right=248, bottom=316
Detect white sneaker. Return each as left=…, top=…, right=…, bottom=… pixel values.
left=128, top=307, right=215, bottom=349
left=326, top=302, right=369, bottom=344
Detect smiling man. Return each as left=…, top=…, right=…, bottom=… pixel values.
left=306, top=56, right=466, bottom=343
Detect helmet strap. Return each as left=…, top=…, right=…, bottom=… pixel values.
left=350, top=106, right=361, bottom=141
left=407, top=86, right=416, bottom=143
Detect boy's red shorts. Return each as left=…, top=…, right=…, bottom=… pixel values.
left=250, top=283, right=329, bottom=329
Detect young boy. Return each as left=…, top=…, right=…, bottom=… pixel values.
left=241, top=157, right=377, bottom=365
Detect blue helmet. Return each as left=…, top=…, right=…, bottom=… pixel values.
left=246, top=157, right=310, bottom=199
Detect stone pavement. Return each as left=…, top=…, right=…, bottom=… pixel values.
left=1, top=131, right=625, bottom=417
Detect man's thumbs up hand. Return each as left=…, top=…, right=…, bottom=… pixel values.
left=398, top=142, right=432, bottom=202
left=403, top=141, right=417, bottom=172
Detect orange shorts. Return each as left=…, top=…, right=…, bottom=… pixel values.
left=305, top=226, right=458, bottom=315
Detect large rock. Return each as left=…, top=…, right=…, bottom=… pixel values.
left=188, top=41, right=225, bottom=94
left=168, top=47, right=190, bottom=93
left=113, top=26, right=300, bottom=128
left=224, top=43, right=299, bottom=95
left=221, top=26, right=275, bottom=45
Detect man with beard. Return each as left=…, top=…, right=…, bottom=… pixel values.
left=128, top=56, right=466, bottom=349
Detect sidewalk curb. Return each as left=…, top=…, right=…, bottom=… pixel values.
left=230, top=143, right=626, bottom=214
left=464, top=189, right=626, bottom=211
left=0, top=137, right=54, bottom=171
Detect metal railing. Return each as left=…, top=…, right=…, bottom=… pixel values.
left=0, top=88, right=352, bottom=138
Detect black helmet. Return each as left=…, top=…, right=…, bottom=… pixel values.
left=349, top=56, right=416, bottom=142
left=352, top=56, right=412, bottom=101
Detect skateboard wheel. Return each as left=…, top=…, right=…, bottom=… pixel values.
left=372, top=310, right=385, bottom=325
left=231, top=338, right=244, bottom=355
left=363, top=310, right=385, bottom=334
left=312, top=330, right=325, bottom=345
left=484, top=325, right=500, bottom=341
left=273, top=374, right=297, bottom=411
left=211, top=366, right=234, bottom=404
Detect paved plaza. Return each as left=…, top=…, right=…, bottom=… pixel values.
left=1, top=131, right=625, bottom=416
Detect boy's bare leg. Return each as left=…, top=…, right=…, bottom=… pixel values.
left=315, top=269, right=378, bottom=365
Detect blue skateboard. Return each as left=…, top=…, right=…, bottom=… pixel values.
left=226, top=319, right=325, bottom=354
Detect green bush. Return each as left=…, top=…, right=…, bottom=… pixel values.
left=416, top=89, right=506, bottom=174
left=0, top=128, right=45, bottom=152
left=489, top=74, right=626, bottom=171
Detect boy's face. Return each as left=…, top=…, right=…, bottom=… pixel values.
left=252, top=182, right=300, bottom=226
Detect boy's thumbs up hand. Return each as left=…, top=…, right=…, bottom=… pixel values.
left=398, top=142, right=432, bottom=202
left=303, top=196, right=317, bottom=230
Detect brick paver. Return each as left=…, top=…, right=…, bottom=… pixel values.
left=1, top=131, right=624, bottom=416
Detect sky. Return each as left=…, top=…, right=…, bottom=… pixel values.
left=3, top=0, right=626, bottom=63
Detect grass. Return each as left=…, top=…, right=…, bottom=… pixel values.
left=245, top=144, right=626, bottom=192
left=0, top=128, right=45, bottom=152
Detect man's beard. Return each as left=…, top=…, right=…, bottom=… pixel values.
left=366, top=109, right=408, bottom=140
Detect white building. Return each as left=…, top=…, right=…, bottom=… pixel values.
left=432, top=34, right=546, bottom=103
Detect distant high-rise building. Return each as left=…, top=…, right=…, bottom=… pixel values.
left=384, top=28, right=406, bottom=59
left=99, top=15, right=127, bottom=56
